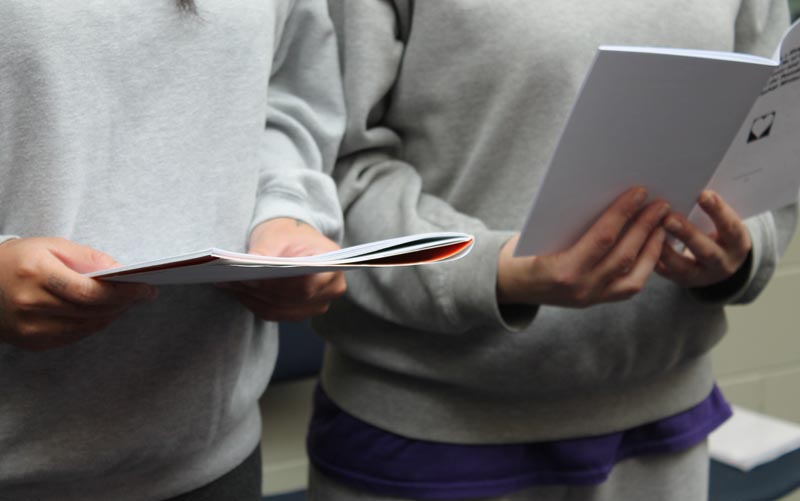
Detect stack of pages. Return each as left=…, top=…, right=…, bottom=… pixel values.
left=89, top=232, right=474, bottom=285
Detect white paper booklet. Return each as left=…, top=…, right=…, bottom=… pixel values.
left=709, top=405, right=800, bottom=471
left=516, top=19, right=800, bottom=256
left=89, top=232, right=474, bottom=285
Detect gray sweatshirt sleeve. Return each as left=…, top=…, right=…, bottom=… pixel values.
left=249, top=0, right=344, bottom=242
left=328, top=0, right=534, bottom=334
left=693, top=0, right=799, bottom=305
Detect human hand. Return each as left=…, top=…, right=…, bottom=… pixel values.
left=220, top=218, right=346, bottom=322
left=656, top=190, right=752, bottom=288
left=497, top=187, right=669, bottom=307
left=0, top=238, right=157, bottom=351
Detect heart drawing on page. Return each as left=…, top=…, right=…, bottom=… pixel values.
left=747, top=111, right=776, bottom=143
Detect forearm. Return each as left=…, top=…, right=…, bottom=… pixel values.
left=338, top=157, right=534, bottom=334
left=254, top=0, right=344, bottom=241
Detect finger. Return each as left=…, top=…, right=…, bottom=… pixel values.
left=223, top=271, right=345, bottom=306
left=655, top=241, right=699, bottom=286
left=9, top=315, right=113, bottom=351
left=603, top=227, right=666, bottom=301
left=594, top=199, right=670, bottom=281
left=697, top=190, right=751, bottom=253
left=43, top=268, right=156, bottom=308
left=38, top=239, right=157, bottom=306
left=229, top=290, right=332, bottom=322
left=309, top=272, right=347, bottom=302
left=11, top=287, right=141, bottom=319
left=663, top=213, right=726, bottom=271
left=48, top=238, right=121, bottom=274
left=570, top=186, right=649, bottom=266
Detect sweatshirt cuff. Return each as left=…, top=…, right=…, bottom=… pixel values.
left=445, top=230, right=538, bottom=332
left=689, top=215, right=774, bottom=305
left=249, top=189, right=343, bottom=244
left=689, top=250, right=753, bottom=304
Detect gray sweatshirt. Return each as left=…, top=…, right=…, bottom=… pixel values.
left=0, top=1, right=342, bottom=499
left=315, top=0, right=799, bottom=444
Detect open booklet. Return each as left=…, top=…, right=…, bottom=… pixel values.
left=89, top=232, right=474, bottom=285
left=515, top=18, right=800, bottom=256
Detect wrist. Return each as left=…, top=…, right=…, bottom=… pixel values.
left=250, top=217, right=310, bottom=243
left=496, top=238, right=543, bottom=306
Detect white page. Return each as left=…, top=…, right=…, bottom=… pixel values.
left=694, top=21, right=800, bottom=230
left=515, top=47, right=775, bottom=256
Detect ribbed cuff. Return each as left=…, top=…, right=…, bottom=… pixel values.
left=444, top=230, right=538, bottom=333
left=689, top=213, right=775, bottom=305
left=249, top=190, right=342, bottom=243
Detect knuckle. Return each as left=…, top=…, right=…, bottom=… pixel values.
left=572, top=287, right=594, bottom=307
left=88, top=249, right=114, bottom=268
left=9, top=292, right=40, bottom=312
left=703, top=252, right=725, bottom=269
left=595, top=233, right=616, bottom=253
left=722, top=221, right=741, bottom=238
left=616, top=255, right=636, bottom=276
left=15, top=260, right=40, bottom=281
left=646, top=214, right=666, bottom=233
left=693, top=247, right=717, bottom=264
left=17, top=321, right=43, bottom=338
left=70, top=284, right=94, bottom=303
left=620, top=203, right=640, bottom=221
left=552, top=270, right=579, bottom=290
left=71, top=282, right=104, bottom=305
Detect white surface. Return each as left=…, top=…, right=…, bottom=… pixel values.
left=709, top=405, right=800, bottom=471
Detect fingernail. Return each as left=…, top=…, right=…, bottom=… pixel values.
left=633, top=187, right=648, bottom=204
left=658, top=203, right=671, bottom=218
left=664, top=216, right=682, bottom=233
left=699, top=191, right=715, bottom=207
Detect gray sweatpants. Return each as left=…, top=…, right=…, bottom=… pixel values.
left=308, top=440, right=709, bottom=501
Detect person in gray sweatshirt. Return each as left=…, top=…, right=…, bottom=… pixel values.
left=306, top=1, right=799, bottom=500
left=0, top=1, right=346, bottom=500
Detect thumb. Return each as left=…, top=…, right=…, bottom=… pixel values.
left=48, top=239, right=121, bottom=274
